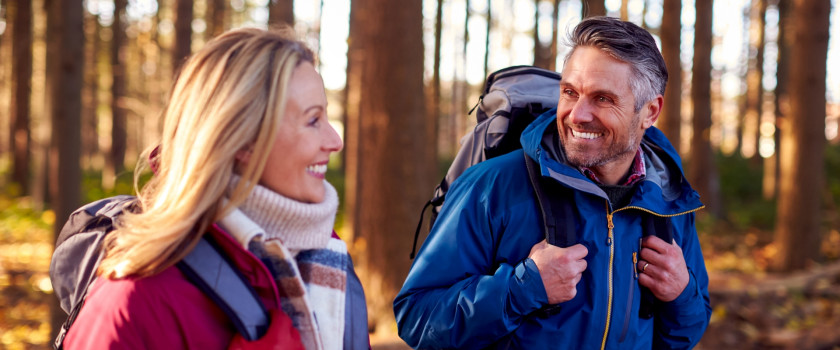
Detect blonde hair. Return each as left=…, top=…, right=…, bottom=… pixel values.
left=98, top=28, right=315, bottom=278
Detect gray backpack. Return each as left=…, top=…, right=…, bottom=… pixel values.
left=412, top=65, right=562, bottom=258
left=50, top=196, right=269, bottom=348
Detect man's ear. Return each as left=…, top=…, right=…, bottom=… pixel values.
left=641, top=95, right=664, bottom=129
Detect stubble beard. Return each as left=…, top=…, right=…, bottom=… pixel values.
left=560, top=113, right=643, bottom=169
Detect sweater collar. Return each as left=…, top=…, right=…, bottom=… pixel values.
left=219, top=175, right=339, bottom=253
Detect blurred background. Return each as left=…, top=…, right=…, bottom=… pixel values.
left=1, top=0, right=839, bottom=348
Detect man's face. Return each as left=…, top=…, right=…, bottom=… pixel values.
left=556, top=46, right=659, bottom=180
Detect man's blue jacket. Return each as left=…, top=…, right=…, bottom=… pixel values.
left=394, top=111, right=711, bottom=349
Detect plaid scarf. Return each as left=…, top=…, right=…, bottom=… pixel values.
left=248, top=236, right=348, bottom=350
left=220, top=178, right=347, bottom=350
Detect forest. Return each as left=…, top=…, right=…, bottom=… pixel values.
left=1, top=0, right=839, bottom=348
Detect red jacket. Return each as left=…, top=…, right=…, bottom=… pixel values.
left=64, top=225, right=304, bottom=350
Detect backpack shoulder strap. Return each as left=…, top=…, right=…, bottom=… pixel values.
left=523, top=152, right=577, bottom=317
left=53, top=290, right=87, bottom=349
left=523, top=152, right=576, bottom=248
left=523, top=151, right=676, bottom=319
left=177, top=235, right=270, bottom=341
left=638, top=214, right=674, bottom=319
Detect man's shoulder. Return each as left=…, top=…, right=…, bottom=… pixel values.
left=445, top=150, right=534, bottom=208
left=459, top=149, right=529, bottom=184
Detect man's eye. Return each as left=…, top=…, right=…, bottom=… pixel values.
left=563, top=89, right=578, bottom=97
left=597, top=96, right=612, bottom=103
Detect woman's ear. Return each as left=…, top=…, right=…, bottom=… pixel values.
left=235, top=145, right=254, bottom=165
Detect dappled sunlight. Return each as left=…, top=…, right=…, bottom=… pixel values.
left=0, top=197, right=54, bottom=349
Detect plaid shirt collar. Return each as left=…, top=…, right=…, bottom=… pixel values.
left=580, top=147, right=646, bottom=186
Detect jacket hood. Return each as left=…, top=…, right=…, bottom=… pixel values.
left=520, top=109, right=704, bottom=214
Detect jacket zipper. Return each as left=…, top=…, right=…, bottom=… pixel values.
left=600, top=204, right=704, bottom=348
left=600, top=210, right=615, bottom=350
left=615, top=205, right=706, bottom=218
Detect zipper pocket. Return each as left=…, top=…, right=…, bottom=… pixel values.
left=618, top=252, right=638, bottom=343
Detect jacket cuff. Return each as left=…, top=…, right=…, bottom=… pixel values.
left=663, top=270, right=699, bottom=313
left=509, top=258, right=548, bottom=315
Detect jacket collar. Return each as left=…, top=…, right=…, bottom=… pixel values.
left=520, top=109, right=704, bottom=214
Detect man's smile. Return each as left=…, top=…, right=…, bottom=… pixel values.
left=571, top=130, right=604, bottom=140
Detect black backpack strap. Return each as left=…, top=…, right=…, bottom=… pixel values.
left=177, top=236, right=270, bottom=341
left=524, top=152, right=576, bottom=248
left=524, top=152, right=578, bottom=317
left=410, top=191, right=446, bottom=259
left=410, top=199, right=434, bottom=259
left=53, top=292, right=87, bottom=349
left=638, top=214, right=674, bottom=319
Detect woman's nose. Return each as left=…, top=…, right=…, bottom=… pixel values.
left=324, top=122, right=343, bottom=152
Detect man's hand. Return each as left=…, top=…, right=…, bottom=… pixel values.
left=528, top=240, right=588, bottom=304
left=637, top=236, right=689, bottom=302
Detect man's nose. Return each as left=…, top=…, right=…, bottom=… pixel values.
left=568, top=99, right=594, bottom=124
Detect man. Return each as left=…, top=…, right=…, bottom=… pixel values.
left=394, top=17, right=710, bottom=349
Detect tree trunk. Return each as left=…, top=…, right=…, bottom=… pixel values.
left=772, top=0, right=830, bottom=272
left=533, top=0, right=559, bottom=70
left=106, top=0, right=128, bottom=188
left=173, top=0, right=193, bottom=74
left=82, top=11, right=100, bottom=170
left=268, top=0, right=293, bottom=28
left=620, top=0, right=629, bottom=20
left=461, top=0, right=471, bottom=110
left=765, top=0, right=791, bottom=199
left=689, top=0, right=721, bottom=218
left=206, top=0, right=226, bottom=39
left=659, top=0, right=681, bottom=154
left=582, top=0, right=606, bottom=18
left=433, top=0, right=443, bottom=157
left=149, top=9, right=166, bottom=151
left=483, top=0, right=491, bottom=79
left=9, top=0, right=32, bottom=194
left=343, top=0, right=363, bottom=213
left=46, top=0, right=84, bottom=340
left=548, top=0, right=559, bottom=71
left=453, top=0, right=470, bottom=151
left=345, top=0, right=432, bottom=333
left=741, top=0, right=767, bottom=159
left=0, top=2, right=7, bottom=156
left=533, top=0, right=548, bottom=68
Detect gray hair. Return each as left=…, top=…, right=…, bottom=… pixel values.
left=564, top=16, right=667, bottom=111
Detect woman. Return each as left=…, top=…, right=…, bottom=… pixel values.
left=64, top=28, right=368, bottom=349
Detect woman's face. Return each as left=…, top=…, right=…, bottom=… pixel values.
left=259, top=62, right=343, bottom=203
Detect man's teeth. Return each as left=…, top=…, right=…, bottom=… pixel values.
left=307, top=164, right=327, bottom=174
left=572, top=130, right=602, bottom=139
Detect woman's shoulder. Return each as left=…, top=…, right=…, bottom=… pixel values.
left=120, top=266, right=212, bottom=300
left=65, top=266, right=232, bottom=349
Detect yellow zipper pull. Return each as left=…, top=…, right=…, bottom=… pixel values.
left=632, top=252, right=638, bottom=279
left=606, top=213, right=615, bottom=246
